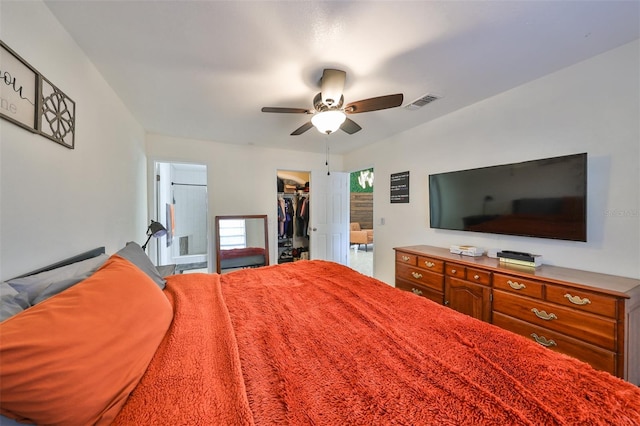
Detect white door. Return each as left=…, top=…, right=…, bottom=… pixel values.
left=310, top=171, right=349, bottom=264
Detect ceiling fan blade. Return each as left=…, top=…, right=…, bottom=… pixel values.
left=320, top=69, right=346, bottom=107
left=340, top=118, right=362, bottom=135
left=291, top=121, right=314, bottom=135
left=261, top=107, right=312, bottom=114
left=345, top=93, right=404, bottom=114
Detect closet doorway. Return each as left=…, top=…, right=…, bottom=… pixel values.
left=349, top=167, right=374, bottom=276
left=154, top=162, right=209, bottom=273
left=276, top=170, right=310, bottom=264
left=276, top=169, right=350, bottom=266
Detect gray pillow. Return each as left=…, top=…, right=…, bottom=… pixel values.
left=7, top=254, right=109, bottom=304
left=31, top=277, right=91, bottom=305
left=1, top=283, right=30, bottom=322
left=0, top=414, right=32, bottom=426
left=116, top=242, right=166, bottom=290
left=1, top=281, right=19, bottom=298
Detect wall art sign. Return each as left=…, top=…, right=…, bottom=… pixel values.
left=0, top=40, right=76, bottom=149
left=390, top=171, right=410, bottom=203
left=0, top=41, right=39, bottom=132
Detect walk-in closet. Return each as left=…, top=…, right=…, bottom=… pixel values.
left=277, top=170, right=310, bottom=264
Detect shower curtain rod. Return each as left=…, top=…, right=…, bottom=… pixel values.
left=171, top=182, right=207, bottom=187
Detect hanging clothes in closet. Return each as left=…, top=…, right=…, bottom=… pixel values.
left=278, top=196, right=285, bottom=238
left=296, top=194, right=310, bottom=238
left=277, top=196, right=295, bottom=238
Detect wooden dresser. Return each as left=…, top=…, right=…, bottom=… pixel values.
left=394, top=245, right=640, bottom=385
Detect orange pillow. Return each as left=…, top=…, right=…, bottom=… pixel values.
left=0, top=255, right=173, bottom=425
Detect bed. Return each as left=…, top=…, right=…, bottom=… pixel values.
left=1, top=244, right=639, bottom=425
left=218, top=247, right=267, bottom=272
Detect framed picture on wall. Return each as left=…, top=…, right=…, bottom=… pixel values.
left=0, top=41, right=40, bottom=133
left=390, top=171, right=410, bottom=203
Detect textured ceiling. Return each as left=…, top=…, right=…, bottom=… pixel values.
left=43, top=0, right=639, bottom=154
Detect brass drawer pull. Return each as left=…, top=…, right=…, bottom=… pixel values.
left=424, top=261, right=435, bottom=268
left=531, top=333, right=557, bottom=347
left=507, top=280, right=526, bottom=290
left=411, top=272, right=423, bottom=279
left=450, top=269, right=457, bottom=274
left=401, top=255, right=410, bottom=262
left=411, top=288, right=423, bottom=296
left=473, top=274, right=480, bottom=280
left=532, top=308, right=557, bottom=321
left=564, top=293, right=591, bottom=306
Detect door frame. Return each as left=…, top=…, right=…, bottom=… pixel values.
left=348, top=166, right=375, bottom=274
left=275, top=169, right=350, bottom=265
left=148, top=158, right=210, bottom=271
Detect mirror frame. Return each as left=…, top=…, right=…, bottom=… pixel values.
left=214, top=214, right=269, bottom=273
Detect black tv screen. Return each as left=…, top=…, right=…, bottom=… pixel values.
left=429, top=153, right=587, bottom=242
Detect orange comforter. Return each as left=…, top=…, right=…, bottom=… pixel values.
left=114, top=261, right=640, bottom=425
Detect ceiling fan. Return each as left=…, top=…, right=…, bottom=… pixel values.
left=261, top=69, right=403, bottom=136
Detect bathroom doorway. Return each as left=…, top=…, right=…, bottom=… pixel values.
left=154, top=162, right=209, bottom=273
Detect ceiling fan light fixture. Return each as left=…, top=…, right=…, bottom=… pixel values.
left=262, top=68, right=402, bottom=136
left=311, top=110, right=346, bottom=134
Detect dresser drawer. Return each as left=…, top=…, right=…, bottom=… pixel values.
left=545, top=285, right=617, bottom=318
left=445, top=263, right=465, bottom=278
left=417, top=256, right=444, bottom=273
left=396, top=263, right=444, bottom=292
left=396, top=252, right=417, bottom=266
left=396, top=279, right=443, bottom=304
left=492, top=312, right=616, bottom=375
left=465, top=267, right=491, bottom=285
left=493, top=273, right=544, bottom=299
left=492, top=290, right=617, bottom=350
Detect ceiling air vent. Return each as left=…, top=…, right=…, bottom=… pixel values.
left=405, top=93, right=440, bottom=111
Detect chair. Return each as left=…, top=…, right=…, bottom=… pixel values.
left=350, top=223, right=374, bottom=252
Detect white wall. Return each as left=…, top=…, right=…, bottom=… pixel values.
left=345, top=40, right=640, bottom=283
left=0, top=1, right=147, bottom=280
left=146, top=133, right=343, bottom=270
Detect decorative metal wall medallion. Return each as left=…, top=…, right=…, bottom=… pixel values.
left=40, top=76, right=75, bottom=149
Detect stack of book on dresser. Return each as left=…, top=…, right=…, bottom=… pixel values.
left=497, top=250, right=542, bottom=268
left=449, top=245, right=485, bottom=257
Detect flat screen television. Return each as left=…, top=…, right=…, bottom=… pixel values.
left=429, top=153, right=587, bottom=242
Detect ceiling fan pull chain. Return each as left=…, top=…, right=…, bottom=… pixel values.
left=326, top=138, right=331, bottom=175
left=325, top=138, right=328, bottom=166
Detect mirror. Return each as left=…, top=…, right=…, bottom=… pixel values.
left=215, top=215, right=269, bottom=273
